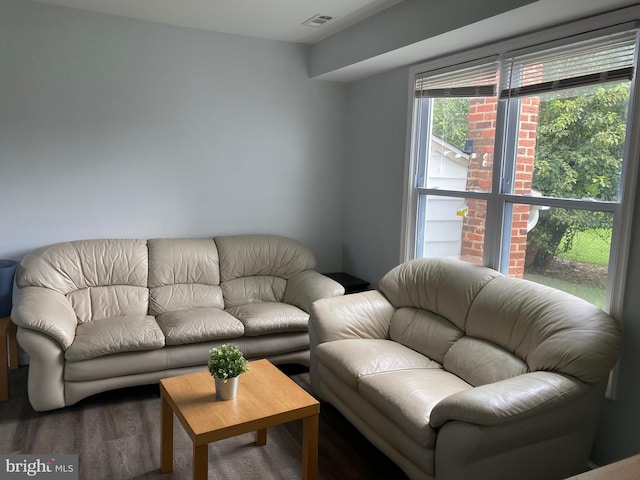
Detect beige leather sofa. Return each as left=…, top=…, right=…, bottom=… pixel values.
left=12, top=234, right=344, bottom=411
left=309, top=258, right=621, bottom=480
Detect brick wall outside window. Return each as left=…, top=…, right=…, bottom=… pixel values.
left=460, top=97, right=540, bottom=277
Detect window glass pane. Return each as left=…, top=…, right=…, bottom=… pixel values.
left=508, top=81, right=630, bottom=201
left=417, top=194, right=487, bottom=265
left=505, top=203, right=611, bottom=308
left=424, top=96, right=498, bottom=193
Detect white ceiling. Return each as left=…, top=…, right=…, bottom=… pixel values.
left=28, top=0, right=404, bottom=44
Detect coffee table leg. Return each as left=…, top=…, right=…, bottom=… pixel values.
left=256, top=428, right=267, bottom=446
left=160, top=393, right=173, bottom=473
left=193, top=443, right=208, bottom=480
left=302, top=414, right=319, bottom=480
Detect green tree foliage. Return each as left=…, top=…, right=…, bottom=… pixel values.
left=432, top=98, right=470, bottom=151
left=526, top=82, right=629, bottom=267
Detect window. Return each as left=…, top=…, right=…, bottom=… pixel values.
left=405, top=27, right=639, bottom=312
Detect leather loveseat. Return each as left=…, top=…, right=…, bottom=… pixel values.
left=309, top=257, right=621, bottom=480
left=12, top=234, right=344, bottom=411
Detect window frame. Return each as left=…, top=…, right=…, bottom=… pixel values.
left=401, top=18, right=640, bottom=323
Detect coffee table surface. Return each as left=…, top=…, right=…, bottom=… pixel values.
left=161, top=359, right=318, bottom=443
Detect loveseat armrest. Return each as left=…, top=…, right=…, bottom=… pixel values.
left=309, top=290, right=395, bottom=345
left=284, top=270, right=345, bottom=312
left=430, top=371, right=588, bottom=428
left=11, top=286, right=77, bottom=349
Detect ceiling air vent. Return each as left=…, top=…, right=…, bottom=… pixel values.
left=302, top=14, right=334, bottom=28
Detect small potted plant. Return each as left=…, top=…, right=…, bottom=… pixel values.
left=208, top=344, right=249, bottom=400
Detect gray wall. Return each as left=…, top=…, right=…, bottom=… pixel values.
left=342, top=67, right=410, bottom=285
left=0, top=0, right=347, bottom=271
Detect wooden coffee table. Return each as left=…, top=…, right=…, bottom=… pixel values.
left=564, top=454, right=640, bottom=479
left=160, top=359, right=320, bottom=480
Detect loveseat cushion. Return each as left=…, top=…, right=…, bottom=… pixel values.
left=314, top=339, right=441, bottom=389
left=65, top=315, right=165, bottom=361
left=389, top=307, right=464, bottom=364
left=226, top=303, right=308, bottom=336
left=379, top=257, right=501, bottom=331
left=466, top=277, right=622, bottom=384
left=443, top=336, right=529, bottom=387
left=359, top=369, right=472, bottom=448
left=156, top=307, right=244, bottom=345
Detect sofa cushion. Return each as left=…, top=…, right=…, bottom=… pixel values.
left=226, top=302, right=308, bottom=336
left=148, top=238, right=224, bottom=315
left=359, top=369, right=472, bottom=448
left=150, top=284, right=224, bottom=316
left=466, top=277, right=622, bottom=384
left=222, top=276, right=287, bottom=307
left=315, top=339, right=442, bottom=389
left=68, top=286, right=149, bottom=323
left=216, top=234, right=317, bottom=308
left=17, top=239, right=148, bottom=296
left=156, top=307, right=244, bottom=345
left=379, top=257, right=501, bottom=331
left=17, top=239, right=149, bottom=322
left=443, top=337, right=529, bottom=387
left=215, top=234, right=316, bottom=282
left=390, top=307, right=464, bottom=364
left=65, top=315, right=165, bottom=361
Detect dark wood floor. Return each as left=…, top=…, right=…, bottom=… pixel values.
left=0, top=365, right=408, bottom=480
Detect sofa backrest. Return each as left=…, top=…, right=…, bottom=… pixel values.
left=147, top=238, right=224, bottom=316
left=215, top=234, right=317, bottom=308
left=379, top=258, right=621, bottom=386
left=380, top=258, right=499, bottom=365
left=17, top=239, right=148, bottom=323
left=461, top=276, right=621, bottom=384
left=17, top=234, right=321, bottom=320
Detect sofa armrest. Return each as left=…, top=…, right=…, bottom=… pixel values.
left=284, top=270, right=345, bottom=312
left=11, top=286, right=77, bottom=349
left=430, top=371, right=588, bottom=428
left=16, top=328, right=66, bottom=411
left=309, top=290, right=395, bottom=345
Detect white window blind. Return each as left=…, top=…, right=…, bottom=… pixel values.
left=500, top=30, right=638, bottom=99
left=415, top=62, right=499, bottom=98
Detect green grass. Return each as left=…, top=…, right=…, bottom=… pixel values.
left=558, top=228, right=611, bottom=265
left=523, top=228, right=610, bottom=309
left=523, top=272, right=605, bottom=309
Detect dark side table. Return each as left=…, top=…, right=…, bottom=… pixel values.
left=324, top=272, right=370, bottom=294
left=0, top=316, right=19, bottom=401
